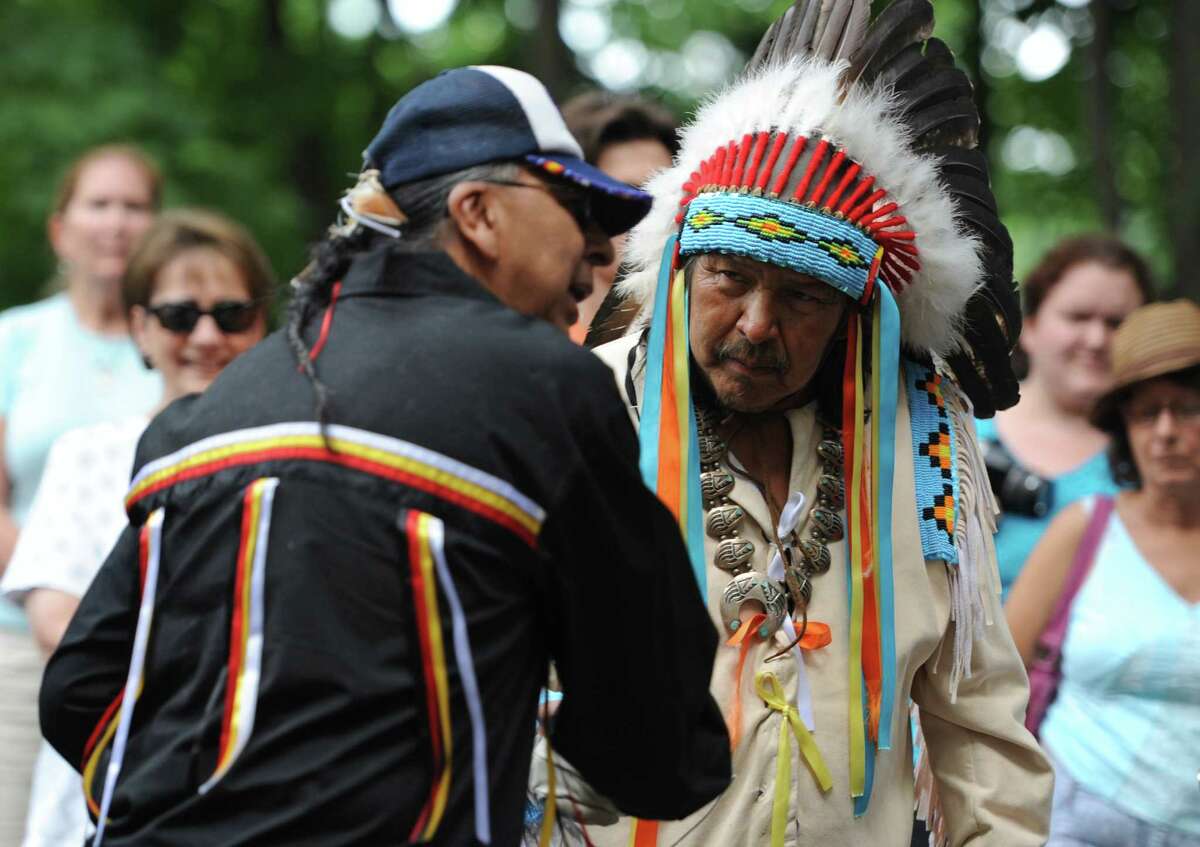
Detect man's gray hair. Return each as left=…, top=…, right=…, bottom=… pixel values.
left=389, top=160, right=521, bottom=249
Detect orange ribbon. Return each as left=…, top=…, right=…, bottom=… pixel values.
left=726, top=612, right=767, bottom=751
left=790, top=620, right=832, bottom=651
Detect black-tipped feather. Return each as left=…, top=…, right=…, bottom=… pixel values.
left=979, top=274, right=1022, bottom=351
left=945, top=173, right=999, bottom=215
left=874, top=42, right=927, bottom=88
left=921, top=37, right=955, bottom=69
left=893, top=68, right=975, bottom=118
left=944, top=350, right=997, bottom=417
left=955, top=196, right=1011, bottom=259
left=842, top=0, right=934, bottom=88
left=932, top=147, right=992, bottom=182
left=945, top=290, right=1023, bottom=416
left=907, top=97, right=980, bottom=148
left=875, top=37, right=956, bottom=91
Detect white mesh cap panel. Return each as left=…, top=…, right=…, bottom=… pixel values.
left=472, top=65, right=583, bottom=158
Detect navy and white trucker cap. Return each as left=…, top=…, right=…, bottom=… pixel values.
left=364, top=65, right=653, bottom=237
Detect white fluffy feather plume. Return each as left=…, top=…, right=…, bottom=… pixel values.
left=616, top=58, right=984, bottom=357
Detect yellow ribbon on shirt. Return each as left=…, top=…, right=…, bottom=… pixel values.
left=755, top=671, right=833, bottom=847
left=540, top=735, right=557, bottom=847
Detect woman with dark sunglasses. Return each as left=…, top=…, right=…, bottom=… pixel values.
left=0, top=208, right=273, bottom=847
left=125, top=209, right=273, bottom=406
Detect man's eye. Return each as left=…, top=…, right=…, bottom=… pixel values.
left=787, top=289, right=832, bottom=307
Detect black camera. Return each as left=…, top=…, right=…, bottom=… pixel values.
left=982, top=438, right=1054, bottom=519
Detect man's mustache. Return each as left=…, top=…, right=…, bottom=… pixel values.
left=716, top=338, right=788, bottom=372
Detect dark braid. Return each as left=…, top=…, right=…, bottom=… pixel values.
left=286, top=161, right=521, bottom=428
left=286, top=226, right=377, bottom=429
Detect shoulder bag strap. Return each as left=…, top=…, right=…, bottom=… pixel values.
left=1036, top=495, right=1115, bottom=657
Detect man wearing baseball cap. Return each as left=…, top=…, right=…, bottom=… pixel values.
left=39, top=67, right=730, bottom=846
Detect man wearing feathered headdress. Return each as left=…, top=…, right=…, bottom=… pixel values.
left=538, top=1, right=1054, bottom=844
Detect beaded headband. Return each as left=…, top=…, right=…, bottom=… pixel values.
left=674, top=128, right=921, bottom=302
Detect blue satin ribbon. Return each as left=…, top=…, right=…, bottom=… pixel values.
left=876, top=284, right=900, bottom=752
left=637, top=236, right=676, bottom=491
left=637, top=235, right=705, bottom=594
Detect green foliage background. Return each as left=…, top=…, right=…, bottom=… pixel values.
left=0, top=0, right=1177, bottom=313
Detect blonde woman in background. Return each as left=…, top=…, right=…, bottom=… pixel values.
left=0, top=145, right=162, bottom=844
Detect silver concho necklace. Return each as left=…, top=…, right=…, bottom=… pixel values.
left=696, top=404, right=845, bottom=641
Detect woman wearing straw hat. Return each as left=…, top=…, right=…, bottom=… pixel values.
left=1007, top=299, right=1200, bottom=845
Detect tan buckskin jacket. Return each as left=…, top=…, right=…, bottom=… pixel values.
left=536, top=334, right=1052, bottom=847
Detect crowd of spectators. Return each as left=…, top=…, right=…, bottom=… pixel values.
left=1, top=91, right=1198, bottom=846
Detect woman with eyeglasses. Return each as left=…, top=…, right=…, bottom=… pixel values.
left=0, top=208, right=272, bottom=847
left=1006, top=300, right=1200, bottom=846
left=0, top=144, right=163, bottom=845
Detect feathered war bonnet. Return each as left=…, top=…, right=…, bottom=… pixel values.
left=625, top=0, right=1021, bottom=817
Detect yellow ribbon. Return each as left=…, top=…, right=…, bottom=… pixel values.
left=539, top=735, right=557, bottom=847
left=755, top=671, right=833, bottom=847
left=669, top=268, right=692, bottom=530
left=847, top=316, right=867, bottom=797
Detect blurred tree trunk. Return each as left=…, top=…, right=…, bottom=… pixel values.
left=534, top=0, right=575, bottom=100
left=1169, top=0, right=1200, bottom=300
left=1087, top=0, right=1120, bottom=230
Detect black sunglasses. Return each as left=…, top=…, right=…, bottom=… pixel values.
left=481, top=178, right=595, bottom=234
left=146, top=300, right=261, bottom=334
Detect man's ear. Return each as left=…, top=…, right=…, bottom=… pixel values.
left=446, top=182, right=501, bottom=262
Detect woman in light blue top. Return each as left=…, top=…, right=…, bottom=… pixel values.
left=0, top=145, right=162, bottom=844
left=1008, top=300, right=1200, bottom=845
left=979, top=235, right=1152, bottom=598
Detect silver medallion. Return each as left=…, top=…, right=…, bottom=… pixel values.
left=720, top=571, right=787, bottom=636
left=817, top=438, right=844, bottom=470
left=701, top=470, right=735, bottom=504
left=810, top=507, right=844, bottom=543
left=705, top=504, right=744, bottom=538
left=698, top=433, right=726, bottom=465
left=714, top=537, right=755, bottom=571
left=817, top=473, right=844, bottom=510
left=799, top=539, right=832, bottom=574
